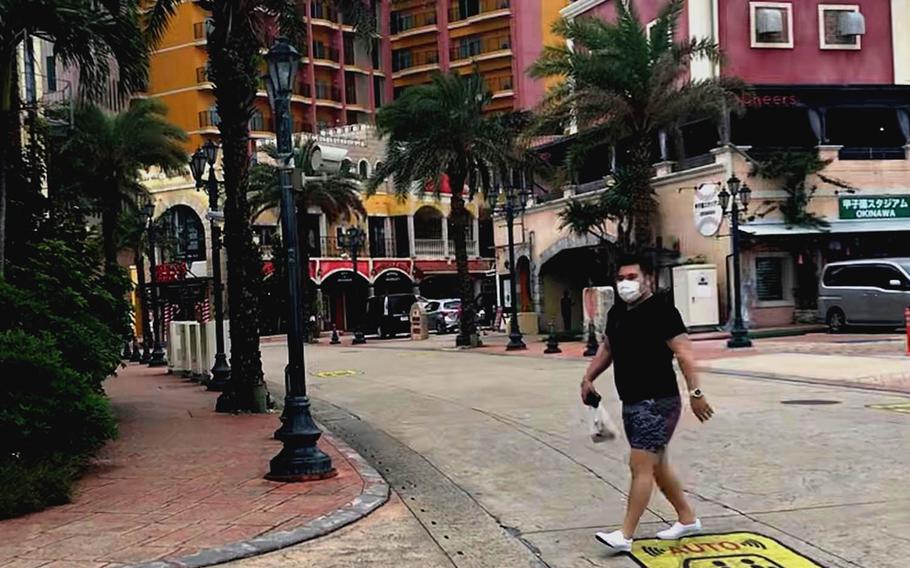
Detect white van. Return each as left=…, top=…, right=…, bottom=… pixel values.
left=818, top=258, right=910, bottom=332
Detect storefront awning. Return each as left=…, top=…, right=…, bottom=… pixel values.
left=740, top=220, right=910, bottom=236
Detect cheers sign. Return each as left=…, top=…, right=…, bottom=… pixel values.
left=737, top=93, right=800, bottom=107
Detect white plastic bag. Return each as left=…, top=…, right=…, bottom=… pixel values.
left=587, top=402, right=619, bottom=443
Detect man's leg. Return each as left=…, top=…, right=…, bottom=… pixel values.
left=621, top=449, right=659, bottom=538
left=655, top=455, right=696, bottom=524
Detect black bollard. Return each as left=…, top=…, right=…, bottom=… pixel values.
left=330, top=324, right=341, bottom=345
left=583, top=322, right=599, bottom=357
left=129, top=338, right=142, bottom=362
left=122, top=338, right=133, bottom=360
left=544, top=321, right=562, bottom=354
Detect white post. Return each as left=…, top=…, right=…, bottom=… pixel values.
left=407, top=214, right=416, bottom=258
left=383, top=216, right=392, bottom=257
left=472, top=215, right=480, bottom=257
left=441, top=215, right=449, bottom=257
left=319, top=213, right=328, bottom=255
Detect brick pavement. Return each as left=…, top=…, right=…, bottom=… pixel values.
left=0, top=364, right=366, bottom=568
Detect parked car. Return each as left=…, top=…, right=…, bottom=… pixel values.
left=818, top=258, right=910, bottom=333
left=366, top=294, right=424, bottom=338
left=426, top=299, right=461, bottom=334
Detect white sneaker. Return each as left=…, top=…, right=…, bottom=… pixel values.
left=595, top=530, right=632, bottom=554
left=656, top=519, right=703, bottom=540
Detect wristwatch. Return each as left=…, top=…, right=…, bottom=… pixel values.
left=689, top=388, right=704, bottom=399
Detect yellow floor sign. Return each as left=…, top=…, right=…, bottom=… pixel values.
left=867, top=402, right=910, bottom=415
left=630, top=532, right=823, bottom=568
left=311, top=369, right=360, bottom=378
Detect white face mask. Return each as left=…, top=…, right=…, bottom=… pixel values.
left=617, top=280, right=643, bottom=304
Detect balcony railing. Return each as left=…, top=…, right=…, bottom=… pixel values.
left=672, top=152, right=716, bottom=172
left=193, top=20, right=212, bottom=40
left=414, top=238, right=445, bottom=256
left=312, top=237, right=407, bottom=258
left=312, top=43, right=340, bottom=62
left=391, top=9, right=438, bottom=34
left=450, top=35, right=511, bottom=61
left=392, top=48, right=439, bottom=72
left=486, top=75, right=513, bottom=93
left=314, top=83, right=342, bottom=101
left=195, top=66, right=208, bottom=83
left=311, top=2, right=339, bottom=22
left=449, top=0, right=511, bottom=22
left=198, top=110, right=220, bottom=128
left=838, top=146, right=906, bottom=160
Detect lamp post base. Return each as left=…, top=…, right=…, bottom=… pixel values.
left=129, top=343, right=142, bottom=362
left=727, top=328, right=753, bottom=349
left=148, top=345, right=167, bottom=367
left=207, top=352, right=231, bottom=391
left=267, top=396, right=336, bottom=482
left=352, top=329, right=367, bottom=345
left=506, top=331, right=526, bottom=351
left=139, top=346, right=151, bottom=364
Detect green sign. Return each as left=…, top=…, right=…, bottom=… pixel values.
left=839, top=195, right=910, bottom=219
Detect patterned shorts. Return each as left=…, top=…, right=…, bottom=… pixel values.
left=622, top=396, right=682, bottom=453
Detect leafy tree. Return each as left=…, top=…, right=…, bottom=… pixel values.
left=369, top=72, right=513, bottom=347
left=0, top=0, right=177, bottom=276
left=54, top=100, right=186, bottom=273
left=248, top=138, right=365, bottom=332
left=531, top=0, right=739, bottom=249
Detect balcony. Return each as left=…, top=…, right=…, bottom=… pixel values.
left=486, top=75, right=513, bottom=94
left=310, top=2, right=339, bottom=23
left=198, top=110, right=219, bottom=128
left=312, top=43, right=340, bottom=63
left=449, top=0, right=510, bottom=23
left=449, top=34, right=511, bottom=64
left=391, top=9, right=438, bottom=34
left=314, top=83, right=342, bottom=102
left=392, top=48, right=439, bottom=73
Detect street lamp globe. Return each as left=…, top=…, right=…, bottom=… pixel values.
left=202, top=139, right=219, bottom=166
left=739, top=183, right=752, bottom=207
left=265, top=37, right=299, bottom=99
left=190, top=148, right=207, bottom=188
left=718, top=186, right=731, bottom=212
left=726, top=174, right=741, bottom=196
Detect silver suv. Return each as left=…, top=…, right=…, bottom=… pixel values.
left=818, top=258, right=910, bottom=332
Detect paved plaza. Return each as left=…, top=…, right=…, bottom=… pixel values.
left=238, top=332, right=910, bottom=568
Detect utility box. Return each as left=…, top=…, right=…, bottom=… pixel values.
left=185, top=322, right=201, bottom=378
left=410, top=303, right=428, bottom=340
left=672, top=264, right=720, bottom=329
left=167, top=322, right=184, bottom=375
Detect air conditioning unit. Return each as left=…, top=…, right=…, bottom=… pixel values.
left=838, top=11, right=866, bottom=36
left=756, top=8, right=784, bottom=35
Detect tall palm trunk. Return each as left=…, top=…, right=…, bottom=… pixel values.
left=0, top=54, right=17, bottom=279
left=209, top=1, right=269, bottom=413
left=449, top=175, right=478, bottom=347
left=628, top=135, right=655, bottom=250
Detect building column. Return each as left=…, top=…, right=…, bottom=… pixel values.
left=472, top=216, right=480, bottom=257
left=384, top=216, right=393, bottom=257
left=319, top=213, right=329, bottom=255
left=407, top=214, right=416, bottom=257
left=441, top=216, right=449, bottom=257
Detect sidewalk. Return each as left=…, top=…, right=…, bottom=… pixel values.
left=0, top=364, right=387, bottom=568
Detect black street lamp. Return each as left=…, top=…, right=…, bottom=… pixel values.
left=264, top=37, right=335, bottom=482
left=142, top=201, right=168, bottom=366
left=718, top=174, right=753, bottom=349
left=487, top=171, right=531, bottom=351
left=190, top=141, right=232, bottom=391
left=338, top=226, right=367, bottom=345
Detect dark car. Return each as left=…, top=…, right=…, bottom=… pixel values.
left=366, top=294, right=423, bottom=338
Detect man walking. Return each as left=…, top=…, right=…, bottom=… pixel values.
left=580, top=254, right=713, bottom=554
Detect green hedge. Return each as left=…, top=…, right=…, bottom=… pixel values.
left=0, top=240, right=124, bottom=519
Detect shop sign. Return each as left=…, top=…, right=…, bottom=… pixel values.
left=693, top=183, right=723, bottom=237
left=736, top=93, right=800, bottom=107
left=839, top=196, right=910, bottom=219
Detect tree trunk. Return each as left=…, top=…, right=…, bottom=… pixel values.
left=101, top=194, right=119, bottom=273
left=628, top=135, right=656, bottom=251
left=209, top=1, right=269, bottom=413
left=0, top=54, right=16, bottom=279
left=448, top=175, right=478, bottom=347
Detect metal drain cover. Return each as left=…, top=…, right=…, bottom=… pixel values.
left=781, top=399, right=841, bottom=405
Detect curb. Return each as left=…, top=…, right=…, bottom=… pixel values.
left=128, top=432, right=390, bottom=568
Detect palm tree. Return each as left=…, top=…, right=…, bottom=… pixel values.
left=248, top=137, right=366, bottom=330
left=0, top=0, right=178, bottom=276
left=530, top=0, right=739, bottom=249
left=55, top=100, right=186, bottom=273
left=204, top=1, right=370, bottom=412
left=369, top=72, right=512, bottom=347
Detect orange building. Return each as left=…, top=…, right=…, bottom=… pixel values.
left=144, top=1, right=394, bottom=151
left=388, top=0, right=566, bottom=112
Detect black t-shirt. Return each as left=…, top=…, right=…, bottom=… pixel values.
left=605, top=294, right=687, bottom=403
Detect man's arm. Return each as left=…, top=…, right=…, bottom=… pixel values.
left=667, top=334, right=713, bottom=422
left=580, top=336, right=612, bottom=403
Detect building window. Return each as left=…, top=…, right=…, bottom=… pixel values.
left=819, top=5, right=863, bottom=50
left=754, top=253, right=794, bottom=306
left=750, top=2, right=793, bottom=49
left=358, top=160, right=370, bottom=178
left=45, top=55, right=56, bottom=92
left=645, top=19, right=672, bottom=46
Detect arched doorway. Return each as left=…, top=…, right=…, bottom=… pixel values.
left=156, top=205, right=207, bottom=264
left=320, top=269, right=370, bottom=332
left=538, top=245, right=614, bottom=333
left=374, top=269, right=413, bottom=296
